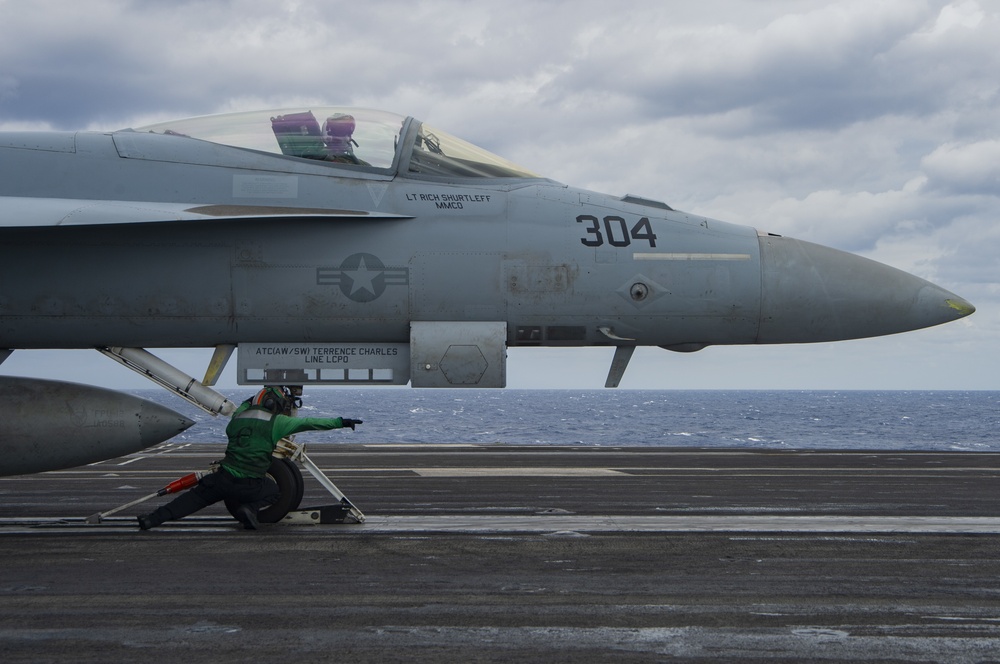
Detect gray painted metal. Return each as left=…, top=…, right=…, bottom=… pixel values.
left=410, top=321, right=506, bottom=387
left=0, top=376, right=193, bottom=476
left=236, top=341, right=410, bottom=385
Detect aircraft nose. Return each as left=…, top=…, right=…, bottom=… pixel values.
left=757, top=234, right=975, bottom=344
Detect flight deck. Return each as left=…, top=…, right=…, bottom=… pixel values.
left=2, top=444, right=999, bottom=662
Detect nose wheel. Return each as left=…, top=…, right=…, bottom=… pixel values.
left=224, top=457, right=304, bottom=523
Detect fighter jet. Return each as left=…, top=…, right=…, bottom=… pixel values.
left=0, top=106, right=975, bottom=476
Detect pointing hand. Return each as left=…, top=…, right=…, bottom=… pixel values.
left=341, top=418, right=363, bottom=430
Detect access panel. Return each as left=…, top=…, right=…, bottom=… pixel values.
left=410, top=321, right=507, bottom=388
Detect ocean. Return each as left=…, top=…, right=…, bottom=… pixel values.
left=137, top=389, right=1000, bottom=452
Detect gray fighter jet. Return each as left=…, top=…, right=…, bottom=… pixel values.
left=0, top=107, right=975, bottom=475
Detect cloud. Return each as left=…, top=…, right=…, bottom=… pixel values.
left=921, top=140, right=1000, bottom=196
left=0, top=74, right=17, bottom=102
left=540, top=1, right=938, bottom=131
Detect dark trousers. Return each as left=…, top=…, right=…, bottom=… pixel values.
left=145, top=468, right=279, bottom=526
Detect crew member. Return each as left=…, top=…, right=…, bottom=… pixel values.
left=323, top=113, right=369, bottom=165
left=137, top=386, right=362, bottom=530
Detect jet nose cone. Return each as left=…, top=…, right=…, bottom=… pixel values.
left=943, top=295, right=976, bottom=318
left=757, top=235, right=974, bottom=344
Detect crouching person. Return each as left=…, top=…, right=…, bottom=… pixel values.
left=138, top=386, right=362, bottom=530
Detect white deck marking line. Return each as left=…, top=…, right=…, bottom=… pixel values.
left=117, top=443, right=193, bottom=465
left=362, top=444, right=481, bottom=449
left=412, top=467, right=626, bottom=477
left=356, top=515, right=1000, bottom=534
left=6, top=515, right=1000, bottom=535
left=29, top=465, right=1000, bottom=477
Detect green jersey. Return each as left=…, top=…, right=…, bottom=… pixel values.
left=221, top=403, right=346, bottom=478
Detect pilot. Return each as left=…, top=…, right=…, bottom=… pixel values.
left=137, top=386, right=362, bottom=531
left=322, top=113, right=369, bottom=165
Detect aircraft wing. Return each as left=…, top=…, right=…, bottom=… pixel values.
left=0, top=196, right=412, bottom=227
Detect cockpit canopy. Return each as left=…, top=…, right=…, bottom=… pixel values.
left=135, top=107, right=539, bottom=180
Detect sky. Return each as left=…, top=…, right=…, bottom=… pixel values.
left=0, top=0, right=996, bottom=390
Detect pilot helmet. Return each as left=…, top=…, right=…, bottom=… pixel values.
left=252, top=386, right=290, bottom=414
left=323, top=114, right=357, bottom=155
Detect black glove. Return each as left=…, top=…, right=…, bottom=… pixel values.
left=340, top=418, right=363, bottom=430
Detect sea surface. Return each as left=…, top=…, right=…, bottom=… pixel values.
left=136, top=389, right=1000, bottom=452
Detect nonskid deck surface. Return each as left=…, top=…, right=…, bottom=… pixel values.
left=6, top=443, right=1000, bottom=526
left=2, top=444, right=999, bottom=662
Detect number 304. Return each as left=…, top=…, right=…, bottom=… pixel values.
left=577, top=215, right=657, bottom=248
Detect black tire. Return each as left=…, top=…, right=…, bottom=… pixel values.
left=225, top=458, right=304, bottom=523
left=281, top=458, right=305, bottom=512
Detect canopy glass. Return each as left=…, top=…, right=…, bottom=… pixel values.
left=136, top=107, right=539, bottom=179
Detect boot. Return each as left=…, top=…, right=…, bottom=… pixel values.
left=235, top=505, right=259, bottom=530
left=136, top=506, right=170, bottom=530
left=137, top=513, right=159, bottom=530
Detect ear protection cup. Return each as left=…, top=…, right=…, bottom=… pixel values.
left=252, top=386, right=289, bottom=414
